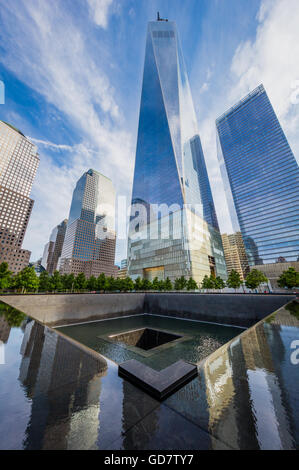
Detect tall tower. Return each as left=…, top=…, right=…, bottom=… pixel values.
left=127, top=19, right=226, bottom=283
left=42, top=219, right=68, bottom=274
left=59, top=169, right=117, bottom=278
left=216, top=85, right=299, bottom=273
left=221, top=232, right=249, bottom=281
left=0, top=121, right=39, bottom=273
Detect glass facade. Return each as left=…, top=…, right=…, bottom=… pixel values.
left=128, top=20, right=226, bottom=283
left=216, top=85, right=299, bottom=265
left=42, top=219, right=68, bottom=274
left=59, top=169, right=117, bottom=277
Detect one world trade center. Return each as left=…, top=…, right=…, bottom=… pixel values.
left=127, top=16, right=227, bottom=283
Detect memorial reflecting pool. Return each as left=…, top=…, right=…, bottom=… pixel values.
left=0, top=300, right=298, bottom=450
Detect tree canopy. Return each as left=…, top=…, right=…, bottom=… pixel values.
left=277, top=267, right=299, bottom=289
left=226, top=270, right=242, bottom=290
left=245, top=269, right=268, bottom=291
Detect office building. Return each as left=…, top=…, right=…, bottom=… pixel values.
left=0, top=121, right=39, bottom=272
left=127, top=17, right=227, bottom=283
left=117, top=259, right=128, bottom=279
left=42, top=219, right=68, bottom=274
left=216, top=85, right=299, bottom=282
left=221, top=232, right=249, bottom=281
left=59, top=169, right=117, bottom=278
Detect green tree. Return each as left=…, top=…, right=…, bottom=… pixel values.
left=226, top=270, right=242, bottom=291
left=158, top=280, right=166, bottom=291
left=134, top=277, right=142, bottom=291
left=87, top=275, right=97, bottom=291
left=0, top=262, right=12, bottom=292
left=187, top=277, right=198, bottom=291
left=152, top=277, right=160, bottom=291
left=38, top=270, right=51, bottom=292
left=74, top=273, right=87, bottom=291
left=13, top=266, right=39, bottom=293
left=174, top=276, right=187, bottom=290
left=0, top=302, right=26, bottom=327
left=245, top=269, right=268, bottom=292
left=122, top=277, right=134, bottom=292
left=49, top=271, right=63, bottom=292
left=278, top=267, right=299, bottom=290
left=214, top=276, right=226, bottom=291
left=61, top=273, right=75, bottom=292
left=97, top=273, right=106, bottom=291
left=141, top=279, right=152, bottom=291
left=201, top=275, right=215, bottom=291
left=164, top=277, right=173, bottom=291
left=104, top=276, right=115, bottom=292
left=113, top=278, right=122, bottom=291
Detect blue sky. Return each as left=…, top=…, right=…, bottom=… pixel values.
left=0, top=0, right=298, bottom=263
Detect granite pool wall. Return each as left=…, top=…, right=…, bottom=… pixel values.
left=0, top=292, right=295, bottom=327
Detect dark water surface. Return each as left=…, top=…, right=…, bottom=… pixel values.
left=0, top=301, right=298, bottom=450
left=59, top=314, right=241, bottom=369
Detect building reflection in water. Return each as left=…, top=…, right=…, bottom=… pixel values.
left=167, top=302, right=299, bottom=449
left=18, top=320, right=107, bottom=450
left=0, top=315, right=11, bottom=344
left=121, top=379, right=159, bottom=449
left=202, top=304, right=299, bottom=449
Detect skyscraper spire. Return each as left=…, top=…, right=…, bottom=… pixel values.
left=157, top=11, right=168, bottom=21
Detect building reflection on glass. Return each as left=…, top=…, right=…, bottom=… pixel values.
left=18, top=320, right=107, bottom=450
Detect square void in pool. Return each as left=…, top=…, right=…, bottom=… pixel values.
left=109, top=328, right=182, bottom=351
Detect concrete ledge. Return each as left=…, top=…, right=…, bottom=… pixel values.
left=144, top=293, right=296, bottom=327
left=119, top=359, right=198, bottom=400
left=0, top=292, right=296, bottom=328
left=0, top=293, right=145, bottom=326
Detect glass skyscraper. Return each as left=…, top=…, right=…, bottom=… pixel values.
left=216, top=84, right=299, bottom=267
left=127, top=18, right=227, bottom=283
left=59, top=169, right=117, bottom=277
left=42, top=219, right=68, bottom=275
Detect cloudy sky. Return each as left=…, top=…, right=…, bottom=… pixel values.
left=0, top=0, right=298, bottom=263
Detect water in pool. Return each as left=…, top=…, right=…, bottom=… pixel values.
left=58, top=314, right=242, bottom=369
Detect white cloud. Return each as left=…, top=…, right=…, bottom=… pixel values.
left=27, top=138, right=74, bottom=151
left=87, top=0, right=113, bottom=28
left=0, top=0, right=134, bottom=260
left=199, top=82, right=209, bottom=94
left=197, top=0, right=299, bottom=236
left=230, top=0, right=299, bottom=158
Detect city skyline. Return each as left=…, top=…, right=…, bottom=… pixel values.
left=0, top=0, right=299, bottom=263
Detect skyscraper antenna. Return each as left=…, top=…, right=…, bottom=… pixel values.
left=157, top=12, right=168, bottom=22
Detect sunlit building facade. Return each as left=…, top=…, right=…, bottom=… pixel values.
left=42, top=219, right=68, bottom=274
left=0, top=121, right=39, bottom=272
left=127, top=19, right=227, bottom=283
left=216, top=85, right=299, bottom=271
left=221, top=232, right=249, bottom=281
left=59, top=169, right=117, bottom=278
